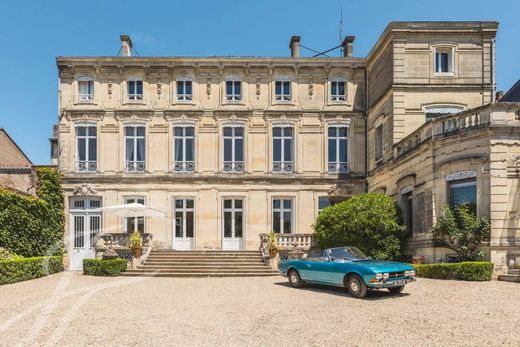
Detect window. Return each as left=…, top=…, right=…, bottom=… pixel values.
left=425, top=105, right=464, bottom=122
left=449, top=179, right=477, bottom=214
left=176, top=79, right=192, bottom=102
left=124, top=196, right=145, bottom=233
left=275, top=81, right=291, bottom=101
left=174, top=126, right=195, bottom=172
left=78, top=78, right=94, bottom=101
left=434, top=48, right=453, bottom=74
left=70, top=197, right=102, bottom=249
left=272, top=126, right=293, bottom=173
left=226, top=80, right=241, bottom=102
left=223, top=199, right=243, bottom=239
left=128, top=78, right=143, bottom=100
left=402, top=191, right=414, bottom=237
left=223, top=126, right=244, bottom=173
left=375, top=124, right=383, bottom=161
left=76, top=125, right=97, bottom=172
left=328, top=126, right=349, bottom=173
left=273, top=198, right=293, bottom=234
left=124, top=125, right=146, bottom=172
left=331, top=81, right=346, bottom=102
left=318, top=197, right=331, bottom=214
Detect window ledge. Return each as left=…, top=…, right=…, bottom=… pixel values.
left=433, top=72, right=455, bottom=77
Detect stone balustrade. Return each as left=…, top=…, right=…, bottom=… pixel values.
left=94, top=232, right=153, bottom=260
left=259, top=233, right=314, bottom=252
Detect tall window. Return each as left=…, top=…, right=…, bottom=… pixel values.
left=275, top=81, right=291, bottom=101
left=124, top=196, right=145, bottom=233
left=328, top=126, right=349, bottom=173
left=273, top=198, right=293, bottom=234
left=226, top=80, right=241, bottom=102
left=318, top=197, right=331, bottom=214
left=125, top=125, right=146, bottom=172
left=375, top=124, right=383, bottom=161
left=272, top=126, right=293, bottom=173
left=402, top=191, right=413, bottom=237
left=425, top=105, right=464, bottom=122
left=128, top=78, right=143, bottom=100
left=330, top=81, right=346, bottom=101
left=449, top=178, right=477, bottom=214
left=435, top=48, right=452, bottom=74
left=223, top=126, right=244, bottom=173
left=76, top=125, right=97, bottom=172
left=177, top=79, right=192, bottom=102
left=174, top=126, right=195, bottom=172
left=78, top=78, right=94, bottom=101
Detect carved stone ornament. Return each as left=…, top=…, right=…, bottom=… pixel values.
left=256, top=81, right=261, bottom=100
left=72, top=184, right=97, bottom=196
left=108, top=82, right=113, bottom=99
left=157, top=82, right=162, bottom=99
left=206, top=80, right=212, bottom=99
left=309, top=82, right=314, bottom=98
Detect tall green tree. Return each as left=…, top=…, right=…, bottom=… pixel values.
left=313, top=193, right=405, bottom=260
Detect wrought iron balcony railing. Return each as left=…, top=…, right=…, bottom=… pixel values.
left=223, top=161, right=244, bottom=173
left=328, top=161, right=349, bottom=174
left=174, top=161, right=195, bottom=173
left=76, top=160, right=97, bottom=172
left=125, top=161, right=146, bottom=173
left=272, top=161, right=294, bottom=173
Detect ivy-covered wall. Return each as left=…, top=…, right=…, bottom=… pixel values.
left=0, top=168, right=64, bottom=257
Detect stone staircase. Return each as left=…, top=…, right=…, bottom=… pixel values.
left=498, top=268, right=520, bottom=282
left=123, top=250, right=279, bottom=277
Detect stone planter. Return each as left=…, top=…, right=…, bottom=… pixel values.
left=132, top=247, right=142, bottom=258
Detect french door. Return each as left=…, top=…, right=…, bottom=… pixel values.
left=70, top=213, right=101, bottom=270
left=222, top=198, right=244, bottom=250
left=173, top=198, right=195, bottom=250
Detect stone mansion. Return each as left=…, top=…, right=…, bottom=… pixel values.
left=53, top=21, right=520, bottom=273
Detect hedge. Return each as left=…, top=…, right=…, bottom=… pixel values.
left=83, top=259, right=128, bottom=276
left=0, top=256, right=64, bottom=285
left=412, top=262, right=494, bottom=281
left=0, top=168, right=64, bottom=257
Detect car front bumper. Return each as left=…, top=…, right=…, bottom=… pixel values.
left=367, top=277, right=416, bottom=288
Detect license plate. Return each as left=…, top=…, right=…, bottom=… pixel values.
left=391, top=280, right=405, bottom=285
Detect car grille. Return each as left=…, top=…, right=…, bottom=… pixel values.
left=389, top=271, right=405, bottom=278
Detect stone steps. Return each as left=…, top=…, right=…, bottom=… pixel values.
left=122, top=250, right=278, bottom=277
left=498, top=268, right=520, bottom=282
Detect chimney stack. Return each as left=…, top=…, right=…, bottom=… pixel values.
left=120, top=35, right=133, bottom=57
left=495, top=90, right=504, bottom=102
left=289, top=36, right=300, bottom=57
left=341, top=36, right=355, bottom=57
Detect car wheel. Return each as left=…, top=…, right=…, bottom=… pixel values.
left=388, top=286, right=405, bottom=294
left=288, top=269, right=304, bottom=288
left=346, top=274, right=367, bottom=298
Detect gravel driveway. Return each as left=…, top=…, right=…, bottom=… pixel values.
left=0, top=272, right=519, bottom=346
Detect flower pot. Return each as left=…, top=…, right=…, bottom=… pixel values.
left=269, top=249, right=277, bottom=258
left=132, top=247, right=142, bottom=258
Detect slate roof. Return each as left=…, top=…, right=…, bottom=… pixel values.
left=500, top=79, right=520, bottom=102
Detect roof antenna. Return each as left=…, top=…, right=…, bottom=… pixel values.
left=339, top=5, right=344, bottom=56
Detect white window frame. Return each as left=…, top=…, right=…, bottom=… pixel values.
left=78, top=77, right=94, bottom=102
left=225, top=78, right=242, bottom=102
left=274, top=80, right=291, bottom=102
left=222, top=123, right=244, bottom=173
left=128, top=77, right=143, bottom=100
left=173, top=124, right=195, bottom=173
left=124, top=124, right=146, bottom=173
left=176, top=77, right=193, bottom=102
left=123, top=196, right=146, bottom=233
left=330, top=79, right=347, bottom=102
left=75, top=123, right=97, bottom=173
left=318, top=196, right=331, bottom=214
left=433, top=46, right=455, bottom=76
left=327, top=124, right=349, bottom=174
left=69, top=196, right=102, bottom=249
left=272, top=125, right=294, bottom=173
left=272, top=197, right=294, bottom=234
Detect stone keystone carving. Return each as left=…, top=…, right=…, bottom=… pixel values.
left=72, top=184, right=97, bottom=196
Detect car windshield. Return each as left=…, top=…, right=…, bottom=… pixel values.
left=328, top=247, right=369, bottom=260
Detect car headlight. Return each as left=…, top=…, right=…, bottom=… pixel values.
left=375, top=273, right=383, bottom=280
left=383, top=273, right=389, bottom=279
left=410, top=270, right=415, bottom=277
left=404, top=270, right=410, bottom=277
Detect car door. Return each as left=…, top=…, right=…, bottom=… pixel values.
left=300, top=257, right=333, bottom=283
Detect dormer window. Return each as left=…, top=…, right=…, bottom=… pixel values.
left=128, top=78, right=143, bottom=100
left=177, top=79, right=193, bottom=102
left=226, top=80, right=241, bottom=102
left=78, top=78, right=94, bottom=101
left=275, top=81, right=291, bottom=101
left=434, top=47, right=454, bottom=75
left=331, top=80, right=346, bottom=102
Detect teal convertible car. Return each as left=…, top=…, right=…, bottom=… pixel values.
left=278, top=247, right=415, bottom=298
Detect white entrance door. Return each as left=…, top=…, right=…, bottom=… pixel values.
left=173, top=198, right=195, bottom=250
left=222, top=198, right=244, bottom=250
left=70, top=213, right=101, bottom=270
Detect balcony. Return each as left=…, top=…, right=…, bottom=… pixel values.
left=272, top=161, right=294, bottom=173
left=78, top=94, right=94, bottom=102
left=328, top=161, right=349, bottom=174
left=76, top=160, right=97, bottom=173
left=125, top=161, right=146, bottom=173
left=174, top=161, right=195, bottom=173
left=223, top=161, right=244, bottom=173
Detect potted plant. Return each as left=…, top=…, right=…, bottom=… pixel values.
left=128, top=230, right=143, bottom=257
left=267, top=231, right=278, bottom=258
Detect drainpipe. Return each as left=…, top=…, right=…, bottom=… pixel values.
left=364, top=67, right=369, bottom=193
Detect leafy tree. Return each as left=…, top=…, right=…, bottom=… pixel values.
left=433, top=203, right=490, bottom=260
left=313, top=193, right=405, bottom=260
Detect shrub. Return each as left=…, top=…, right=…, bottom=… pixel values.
left=0, top=168, right=64, bottom=257
left=0, top=247, right=22, bottom=261
left=313, top=193, right=405, bottom=260
left=412, top=262, right=493, bottom=281
left=83, top=259, right=128, bottom=276
left=0, top=256, right=64, bottom=285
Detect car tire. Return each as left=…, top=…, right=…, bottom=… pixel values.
left=388, top=285, right=405, bottom=294
left=346, top=274, right=367, bottom=298
left=288, top=269, right=304, bottom=288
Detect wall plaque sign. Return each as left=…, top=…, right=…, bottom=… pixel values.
left=446, top=170, right=476, bottom=181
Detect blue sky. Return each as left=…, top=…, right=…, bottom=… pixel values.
left=0, top=0, right=519, bottom=164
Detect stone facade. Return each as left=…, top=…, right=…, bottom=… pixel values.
left=55, top=21, right=520, bottom=272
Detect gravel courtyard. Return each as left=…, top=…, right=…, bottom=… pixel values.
left=0, top=273, right=519, bottom=347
